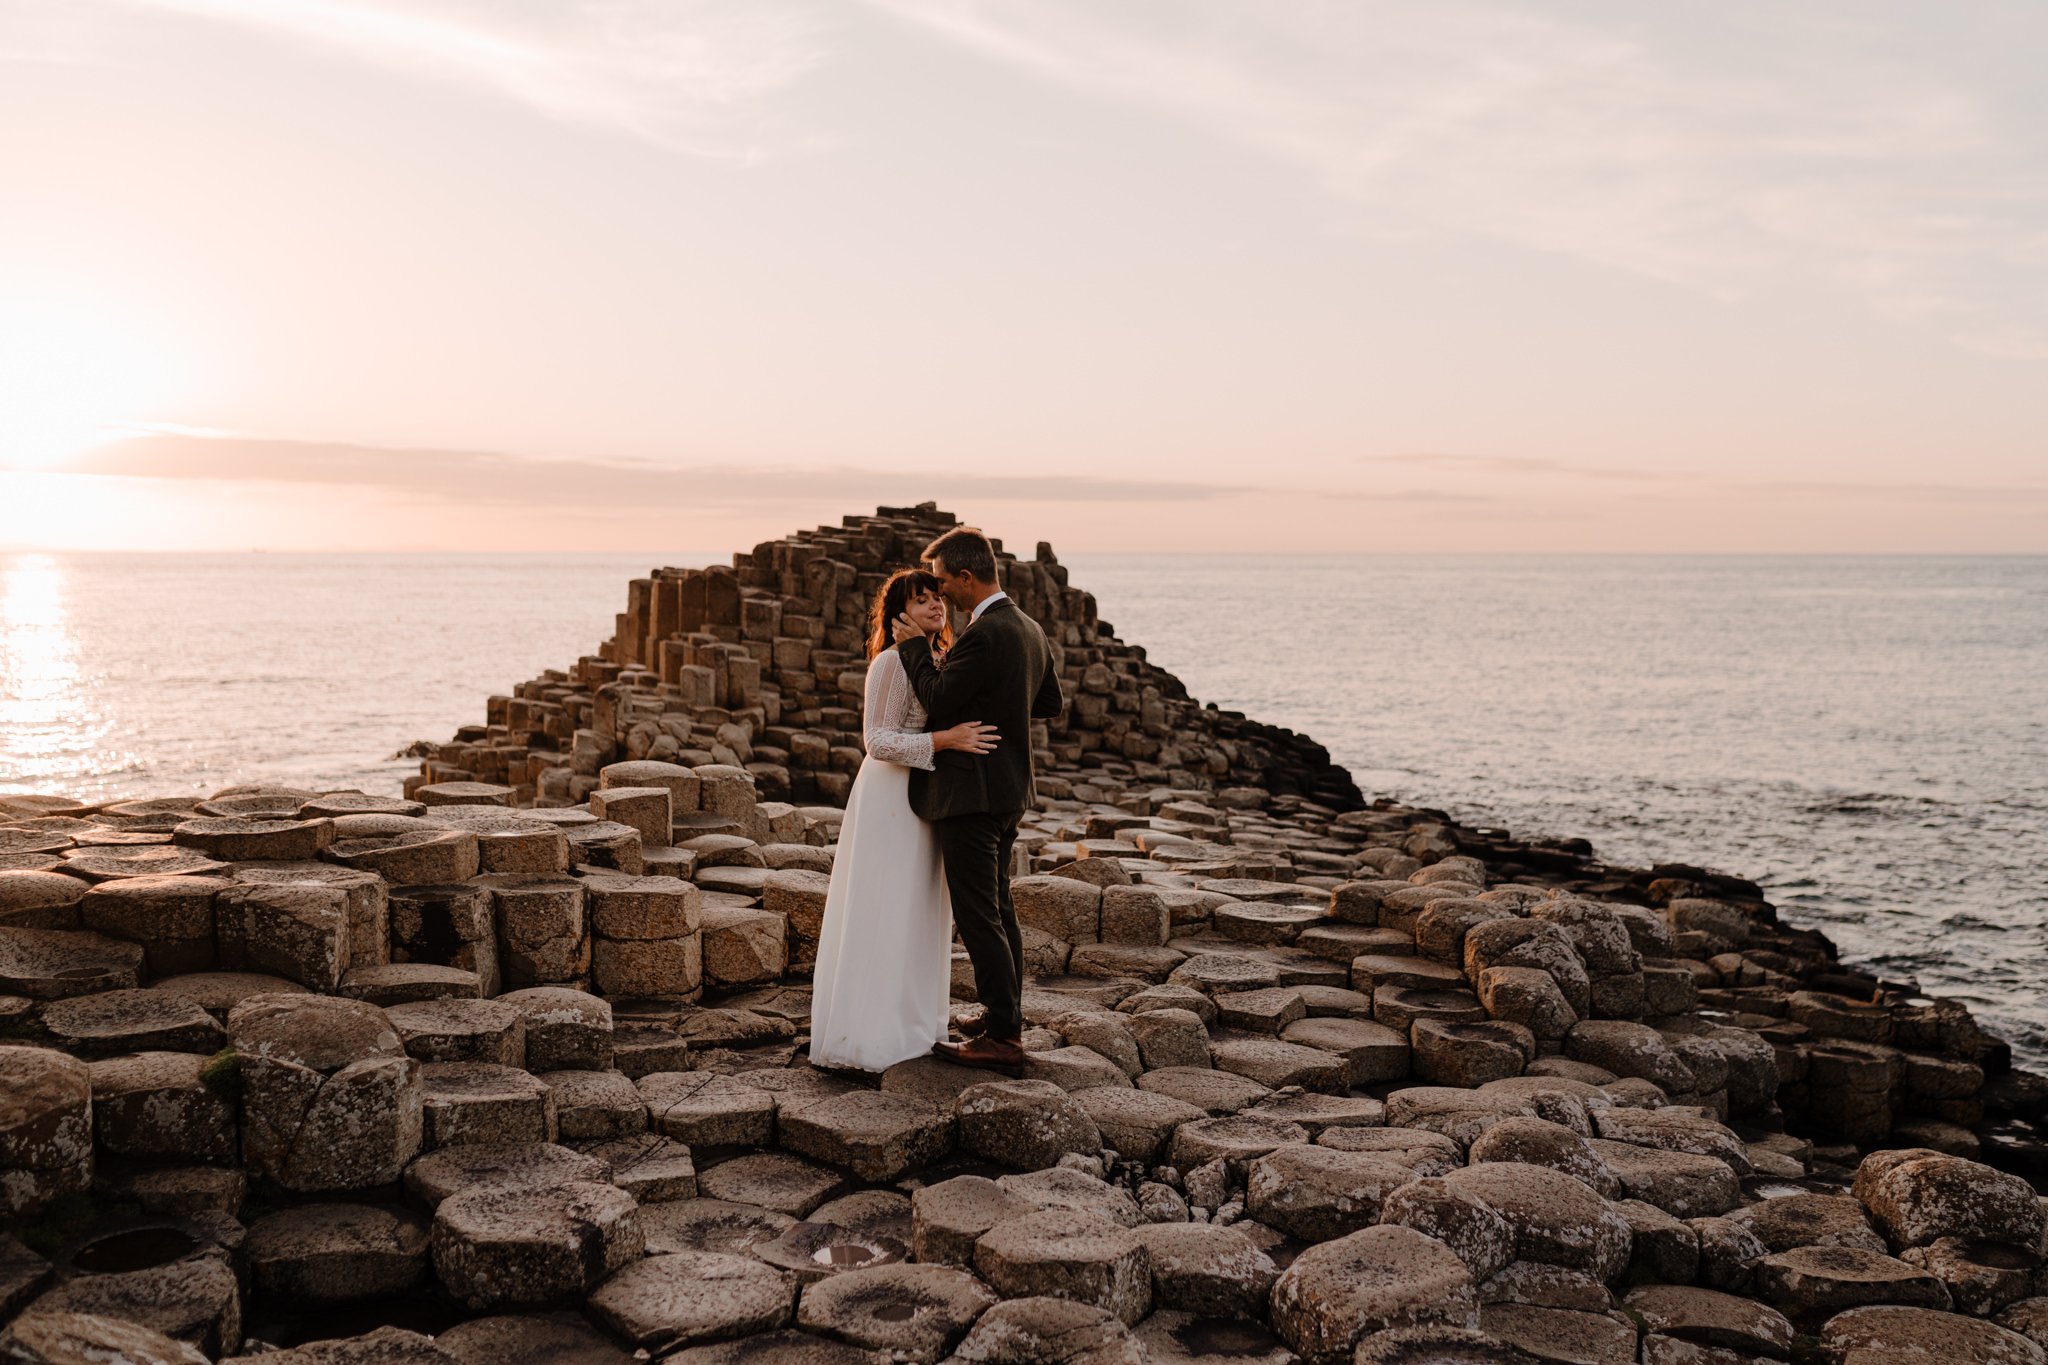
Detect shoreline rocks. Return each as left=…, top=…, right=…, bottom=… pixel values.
left=4, top=501, right=2046, bottom=1364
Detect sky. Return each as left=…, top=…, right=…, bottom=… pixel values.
left=1, top=0, right=2044, bottom=553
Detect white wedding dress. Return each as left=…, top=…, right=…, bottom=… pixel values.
left=808, top=647, right=954, bottom=1072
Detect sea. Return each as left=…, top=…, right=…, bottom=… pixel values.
left=4, top=551, right=2045, bottom=1063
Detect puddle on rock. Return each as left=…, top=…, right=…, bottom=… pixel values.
left=1171, top=1318, right=1280, bottom=1357
left=70, top=1226, right=200, bottom=1274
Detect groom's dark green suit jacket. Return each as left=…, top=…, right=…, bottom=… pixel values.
left=897, top=597, right=1063, bottom=820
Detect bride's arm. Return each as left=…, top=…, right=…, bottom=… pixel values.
left=862, top=650, right=936, bottom=770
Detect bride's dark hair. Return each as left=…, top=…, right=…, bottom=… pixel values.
left=867, top=567, right=952, bottom=661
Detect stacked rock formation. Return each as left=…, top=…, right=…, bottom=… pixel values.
left=1, top=505, right=2046, bottom=1365
left=413, top=502, right=1361, bottom=814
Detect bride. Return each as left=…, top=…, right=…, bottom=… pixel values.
left=808, top=568, right=998, bottom=1072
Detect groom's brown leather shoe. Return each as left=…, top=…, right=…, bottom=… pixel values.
left=932, top=1036, right=1025, bottom=1076
left=953, top=1011, right=992, bottom=1040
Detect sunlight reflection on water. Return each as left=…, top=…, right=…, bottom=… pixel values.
left=0, top=553, right=122, bottom=783
left=0, top=551, right=661, bottom=801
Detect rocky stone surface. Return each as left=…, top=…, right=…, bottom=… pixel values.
left=1270, top=1224, right=1479, bottom=1363
left=5, top=502, right=2044, bottom=1365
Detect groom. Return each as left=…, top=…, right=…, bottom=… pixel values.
left=893, top=526, right=1063, bottom=1075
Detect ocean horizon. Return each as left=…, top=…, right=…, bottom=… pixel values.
left=3, top=548, right=2044, bottom=1061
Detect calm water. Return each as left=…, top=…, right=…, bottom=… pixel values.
left=4, top=551, right=2045, bottom=1061
left=1074, top=555, right=2048, bottom=1063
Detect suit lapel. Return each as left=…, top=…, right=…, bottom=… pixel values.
left=957, top=596, right=1009, bottom=641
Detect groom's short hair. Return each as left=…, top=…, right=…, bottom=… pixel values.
left=924, top=527, right=999, bottom=584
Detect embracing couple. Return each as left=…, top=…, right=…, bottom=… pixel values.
left=808, top=526, right=1063, bottom=1078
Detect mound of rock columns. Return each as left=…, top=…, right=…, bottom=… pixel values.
left=3, top=503, right=2047, bottom=1364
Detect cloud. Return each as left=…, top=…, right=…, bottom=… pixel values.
left=862, top=0, right=2048, bottom=358
left=1361, top=453, right=1680, bottom=483
left=62, top=430, right=1508, bottom=510
left=1358, top=451, right=2048, bottom=505
left=1732, top=479, right=2048, bottom=504
left=53, top=0, right=830, bottom=156
left=66, top=430, right=1253, bottom=505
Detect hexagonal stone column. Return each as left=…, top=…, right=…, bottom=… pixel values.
left=233, top=862, right=389, bottom=970
left=245, top=1203, right=431, bottom=1305
left=78, top=874, right=224, bottom=975
left=173, top=815, right=333, bottom=862
left=229, top=994, right=422, bottom=1191
left=1818, top=1304, right=2044, bottom=1365
left=1853, top=1148, right=2045, bottom=1250
left=700, top=906, right=787, bottom=987
left=600, top=760, right=700, bottom=813
left=0, top=1311, right=210, bottom=1365
left=950, top=1297, right=1143, bottom=1365
left=500, top=987, right=612, bottom=1070
left=1441, top=1163, right=1632, bottom=1282
left=415, top=808, right=559, bottom=871
left=1411, top=1019, right=1534, bottom=1087
left=386, top=997, right=525, bottom=1066
left=641, top=1072, right=775, bottom=1147
left=421, top=1063, right=555, bottom=1148
left=589, top=787, right=672, bottom=848
left=1377, top=1177, right=1515, bottom=1282
left=432, top=1180, right=642, bottom=1309
left=480, top=878, right=588, bottom=989
left=763, top=869, right=829, bottom=973
left=1066, top=1089, right=1200, bottom=1168
left=1209, top=1038, right=1346, bottom=1092
left=385, top=883, right=497, bottom=994
left=586, top=1249, right=793, bottom=1352
left=403, top=1141, right=608, bottom=1209
left=1244, top=1145, right=1415, bottom=1241
left=1269, top=1224, right=1479, bottom=1364
left=0, top=1046, right=92, bottom=1218
left=43, top=990, right=223, bottom=1057
left=1752, top=1245, right=1951, bottom=1315
left=796, top=1262, right=997, bottom=1360
left=779, top=1090, right=954, bottom=1182
left=1624, top=1285, right=1793, bottom=1359
left=0, top=927, right=143, bottom=999
left=973, top=1209, right=1150, bottom=1326
left=1167, top=1114, right=1307, bottom=1172
left=213, top=883, right=351, bottom=991
left=541, top=1069, right=647, bottom=1141
left=585, top=871, right=700, bottom=999
left=565, top=821, right=645, bottom=876
left=1125, top=1008, right=1211, bottom=1071
left=1131, top=1223, right=1278, bottom=1318
left=431, top=1311, right=626, bottom=1365
left=29, top=1247, right=242, bottom=1358
left=87, top=1052, right=237, bottom=1164
left=954, top=1080, right=1100, bottom=1171
left=912, top=1175, right=1034, bottom=1268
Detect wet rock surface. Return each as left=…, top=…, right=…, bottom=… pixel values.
left=8, top=503, right=2048, bottom=1365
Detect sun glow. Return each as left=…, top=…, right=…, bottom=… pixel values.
left=0, top=288, right=176, bottom=469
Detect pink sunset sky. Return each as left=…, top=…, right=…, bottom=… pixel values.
left=2, top=0, right=2045, bottom=553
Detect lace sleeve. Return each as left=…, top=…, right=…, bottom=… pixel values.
left=863, top=650, right=936, bottom=770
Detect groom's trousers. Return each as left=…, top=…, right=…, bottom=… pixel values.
left=934, top=808, right=1025, bottom=1040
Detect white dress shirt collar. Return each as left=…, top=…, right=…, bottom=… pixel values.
left=970, top=590, right=1009, bottom=622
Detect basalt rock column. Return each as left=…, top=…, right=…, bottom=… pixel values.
left=229, top=993, right=423, bottom=1191
left=418, top=503, right=1363, bottom=815
left=0, top=1045, right=93, bottom=1218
